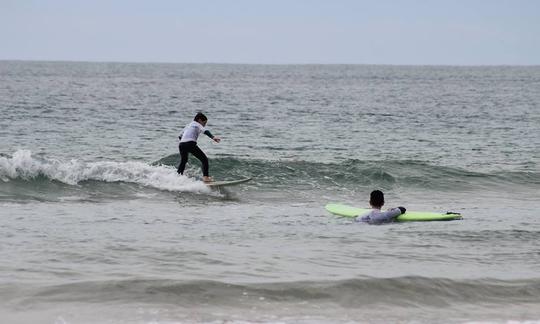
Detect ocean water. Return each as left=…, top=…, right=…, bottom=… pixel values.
left=0, top=61, right=539, bottom=324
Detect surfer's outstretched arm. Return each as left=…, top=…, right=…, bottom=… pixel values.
left=204, top=130, right=221, bottom=143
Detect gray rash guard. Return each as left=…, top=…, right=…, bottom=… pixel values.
left=356, top=208, right=403, bottom=224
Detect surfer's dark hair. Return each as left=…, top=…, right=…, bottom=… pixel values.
left=370, top=190, right=385, bottom=208
left=194, top=112, right=208, bottom=122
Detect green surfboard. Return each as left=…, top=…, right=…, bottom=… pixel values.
left=325, top=203, right=462, bottom=222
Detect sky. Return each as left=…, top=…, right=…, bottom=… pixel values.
left=1, top=0, right=539, bottom=65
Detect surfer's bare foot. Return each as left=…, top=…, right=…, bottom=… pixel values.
left=203, top=176, right=213, bottom=183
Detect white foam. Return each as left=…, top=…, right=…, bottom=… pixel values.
left=0, top=150, right=210, bottom=193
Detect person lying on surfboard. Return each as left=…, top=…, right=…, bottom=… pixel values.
left=356, top=190, right=406, bottom=224
left=177, top=112, right=221, bottom=183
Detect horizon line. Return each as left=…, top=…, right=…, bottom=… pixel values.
left=1, top=58, right=539, bottom=68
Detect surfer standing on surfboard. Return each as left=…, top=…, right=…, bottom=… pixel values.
left=177, top=112, right=221, bottom=183
left=356, top=190, right=406, bottom=224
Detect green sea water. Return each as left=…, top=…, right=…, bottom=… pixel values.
left=1, top=61, right=539, bottom=323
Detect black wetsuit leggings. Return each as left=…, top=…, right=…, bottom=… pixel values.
left=177, top=141, right=209, bottom=177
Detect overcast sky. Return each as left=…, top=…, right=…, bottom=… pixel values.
left=1, top=0, right=539, bottom=65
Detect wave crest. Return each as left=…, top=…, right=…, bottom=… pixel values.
left=156, top=154, right=540, bottom=191
left=0, top=150, right=209, bottom=193
left=19, top=276, right=540, bottom=307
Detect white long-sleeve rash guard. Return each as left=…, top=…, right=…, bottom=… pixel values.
left=179, top=121, right=214, bottom=143
left=356, top=208, right=403, bottom=224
